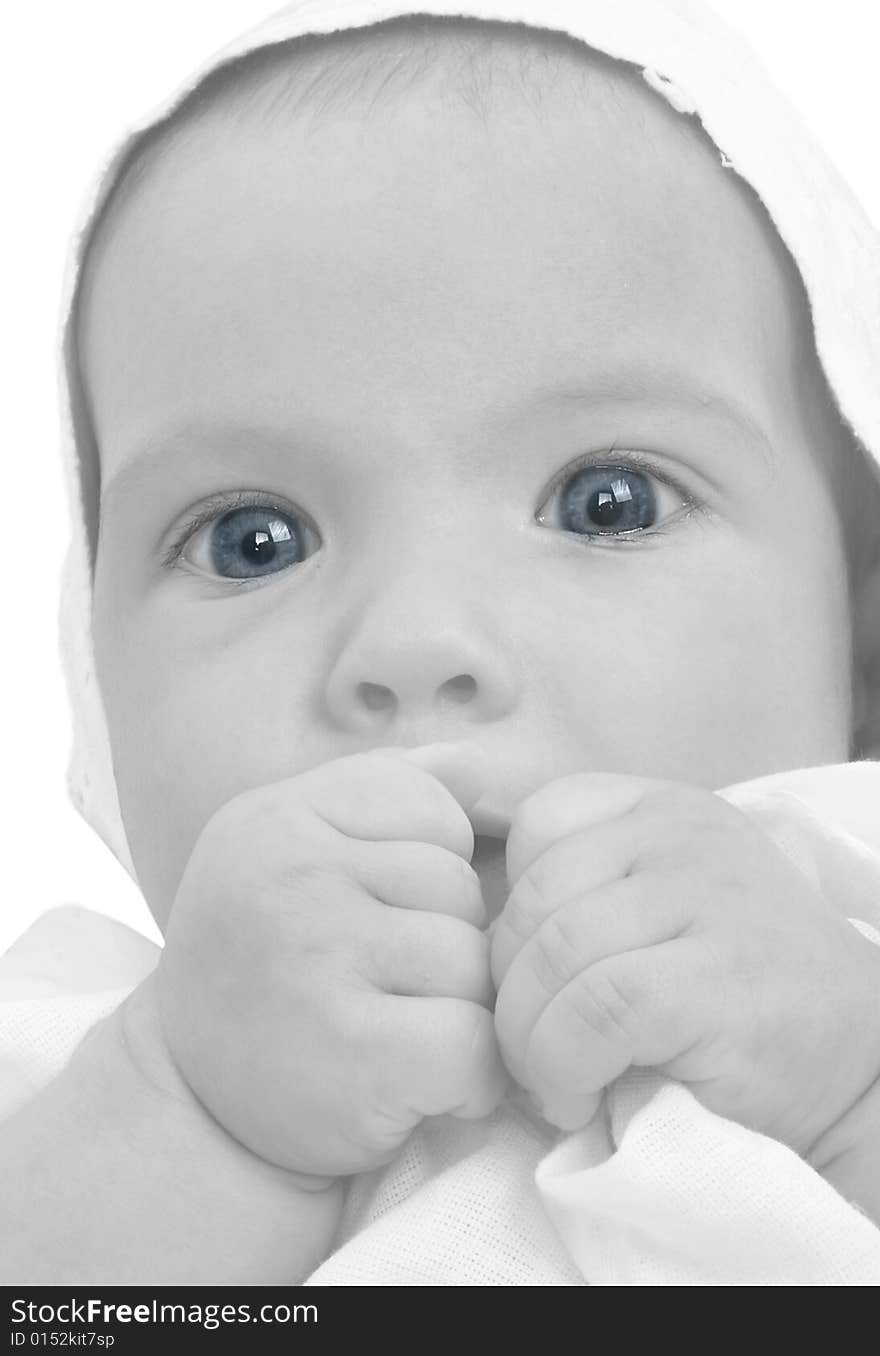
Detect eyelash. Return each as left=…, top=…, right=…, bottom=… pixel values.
left=163, top=449, right=702, bottom=578
left=537, top=445, right=700, bottom=543
left=162, top=488, right=309, bottom=574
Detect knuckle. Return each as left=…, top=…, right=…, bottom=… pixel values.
left=567, top=964, right=639, bottom=1045
left=503, top=871, right=549, bottom=944
left=530, top=910, right=586, bottom=995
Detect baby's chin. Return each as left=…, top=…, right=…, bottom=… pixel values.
left=471, top=835, right=509, bottom=927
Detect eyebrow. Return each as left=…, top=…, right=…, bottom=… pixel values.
left=100, top=371, right=775, bottom=506
left=100, top=419, right=307, bottom=506
left=525, top=372, right=775, bottom=471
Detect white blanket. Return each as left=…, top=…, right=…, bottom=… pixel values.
left=5, top=763, right=880, bottom=1285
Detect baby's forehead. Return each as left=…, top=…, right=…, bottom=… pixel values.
left=85, top=20, right=708, bottom=281
left=82, top=19, right=800, bottom=339
left=77, top=16, right=842, bottom=538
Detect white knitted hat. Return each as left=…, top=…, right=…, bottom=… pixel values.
left=58, top=0, right=880, bottom=877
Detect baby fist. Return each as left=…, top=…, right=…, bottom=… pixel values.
left=491, top=774, right=880, bottom=1152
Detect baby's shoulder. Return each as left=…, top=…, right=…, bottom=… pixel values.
left=0, top=905, right=158, bottom=1001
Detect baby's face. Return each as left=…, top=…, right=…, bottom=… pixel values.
left=82, top=56, right=854, bottom=925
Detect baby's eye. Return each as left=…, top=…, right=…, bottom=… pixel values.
left=537, top=461, right=686, bottom=539
left=178, top=502, right=318, bottom=580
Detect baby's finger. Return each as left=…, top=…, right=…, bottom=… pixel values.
left=494, top=876, right=687, bottom=1084
left=370, top=995, right=508, bottom=1121
left=296, top=744, right=483, bottom=857
left=506, top=773, right=655, bottom=884
left=506, top=774, right=723, bottom=885
left=520, top=938, right=713, bottom=1130
left=352, top=840, right=486, bottom=927
left=365, top=910, right=493, bottom=1006
left=492, top=819, right=678, bottom=984
left=392, top=741, right=487, bottom=814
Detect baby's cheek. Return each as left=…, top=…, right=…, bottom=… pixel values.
left=98, top=633, right=268, bottom=924
left=106, top=602, right=353, bottom=924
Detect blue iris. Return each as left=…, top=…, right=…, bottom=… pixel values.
left=559, top=466, right=656, bottom=535
left=209, top=506, right=305, bottom=578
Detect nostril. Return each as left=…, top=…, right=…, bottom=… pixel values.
left=357, top=681, right=396, bottom=713
left=438, top=673, right=478, bottom=705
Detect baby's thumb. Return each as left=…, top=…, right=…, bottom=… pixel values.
left=389, top=741, right=488, bottom=814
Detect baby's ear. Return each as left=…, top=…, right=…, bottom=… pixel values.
left=852, top=538, right=880, bottom=760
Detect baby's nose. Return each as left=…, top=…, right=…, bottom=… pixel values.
left=357, top=672, right=476, bottom=716
left=323, top=625, right=518, bottom=732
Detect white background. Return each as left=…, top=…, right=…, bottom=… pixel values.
left=3, top=0, right=879, bottom=953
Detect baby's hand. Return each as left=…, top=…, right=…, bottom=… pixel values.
left=156, top=744, right=506, bottom=1177
left=491, top=775, right=880, bottom=1152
